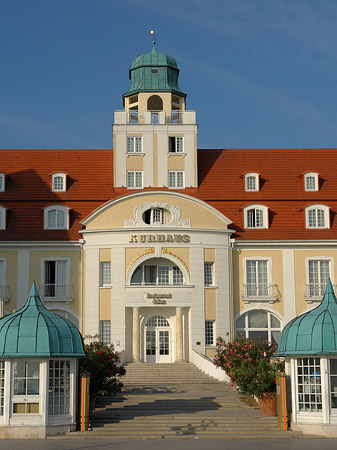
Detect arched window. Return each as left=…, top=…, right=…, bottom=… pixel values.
left=147, top=95, right=163, bottom=111
left=244, top=205, right=268, bottom=229
left=236, top=310, right=281, bottom=344
left=44, top=205, right=69, bottom=230
left=305, top=205, right=329, bottom=229
left=130, top=258, right=184, bottom=286
left=52, top=173, right=67, bottom=192
left=245, top=173, right=259, bottom=192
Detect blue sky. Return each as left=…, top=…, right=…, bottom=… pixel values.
left=1, top=0, right=337, bottom=149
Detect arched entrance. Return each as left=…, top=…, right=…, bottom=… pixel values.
left=145, top=315, right=172, bottom=363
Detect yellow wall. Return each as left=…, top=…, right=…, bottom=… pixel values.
left=205, top=348, right=216, bottom=359
left=100, top=248, right=111, bottom=261
left=126, top=155, right=144, bottom=171
left=168, top=155, right=185, bottom=171
left=153, top=134, right=158, bottom=186
left=86, top=194, right=229, bottom=230
left=235, top=249, right=284, bottom=317
left=99, top=288, right=111, bottom=320
left=0, top=251, right=18, bottom=310
left=29, top=250, right=81, bottom=317
left=205, top=289, right=216, bottom=320
left=204, top=248, right=216, bottom=262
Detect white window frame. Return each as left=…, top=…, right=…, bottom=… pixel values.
left=205, top=320, right=215, bottom=346
left=168, top=136, right=184, bottom=153
left=44, top=205, right=69, bottom=230
left=304, top=172, right=319, bottom=192
left=130, top=264, right=184, bottom=286
left=305, top=257, right=334, bottom=300
left=100, top=320, right=111, bottom=344
left=0, top=258, right=7, bottom=301
left=40, top=257, right=71, bottom=300
left=305, top=205, right=330, bottom=229
left=204, top=262, right=214, bottom=286
left=100, top=261, right=111, bottom=287
left=52, top=173, right=66, bottom=192
left=0, top=173, right=5, bottom=193
left=243, top=257, right=273, bottom=299
left=244, top=205, right=268, bottom=229
left=168, top=171, right=185, bottom=189
left=127, top=171, right=143, bottom=189
left=0, top=207, right=6, bottom=230
left=245, top=173, right=259, bottom=192
left=235, top=310, right=281, bottom=344
left=48, top=360, right=71, bottom=416
left=127, top=136, right=142, bottom=153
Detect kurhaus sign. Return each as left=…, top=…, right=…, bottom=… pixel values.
left=129, top=234, right=190, bottom=243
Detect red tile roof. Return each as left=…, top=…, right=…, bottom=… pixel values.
left=0, top=148, right=337, bottom=241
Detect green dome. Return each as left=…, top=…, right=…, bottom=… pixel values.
left=0, top=282, right=86, bottom=358
left=123, top=44, right=186, bottom=99
left=276, top=279, right=337, bottom=356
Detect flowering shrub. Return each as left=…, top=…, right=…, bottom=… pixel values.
left=214, top=335, right=284, bottom=399
left=80, top=339, right=126, bottom=400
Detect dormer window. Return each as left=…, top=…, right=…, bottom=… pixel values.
left=0, top=174, right=5, bottom=192
left=305, top=205, right=329, bottom=229
left=245, top=173, right=259, bottom=192
left=44, top=205, right=69, bottom=230
left=52, top=173, right=66, bottom=192
left=244, top=205, right=268, bottom=229
left=304, top=173, right=319, bottom=192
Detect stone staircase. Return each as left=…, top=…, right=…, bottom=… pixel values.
left=51, top=362, right=307, bottom=439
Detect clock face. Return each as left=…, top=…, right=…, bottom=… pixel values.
left=151, top=68, right=159, bottom=74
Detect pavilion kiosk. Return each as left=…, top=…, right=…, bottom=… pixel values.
left=0, top=282, right=85, bottom=439
left=276, top=279, right=337, bottom=437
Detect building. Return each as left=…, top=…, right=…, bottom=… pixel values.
left=1, top=40, right=337, bottom=370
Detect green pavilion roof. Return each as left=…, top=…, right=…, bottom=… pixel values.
left=276, top=279, right=337, bottom=356
left=123, top=43, right=186, bottom=99
left=0, top=282, right=86, bottom=358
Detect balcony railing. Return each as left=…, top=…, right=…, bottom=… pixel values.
left=114, top=110, right=196, bottom=125
left=39, top=284, right=73, bottom=300
left=241, top=283, right=280, bottom=303
left=304, top=282, right=336, bottom=301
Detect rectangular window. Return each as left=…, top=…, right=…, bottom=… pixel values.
left=0, top=361, right=4, bottom=416
left=13, top=360, right=39, bottom=396
left=308, top=260, right=330, bottom=297
left=53, top=176, right=64, bottom=191
left=100, top=261, right=111, bottom=286
left=246, top=260, right=268, bottom=296
left=168, top=171, right=184, bottom=188
left=205, top=321, right=215, bottom=346
left=127, top=136, right=142, bottom=153
left=144, top=265, right=157, bottom=284
left=0, top=174, right=5, bottom=192
left=127, top=171, right=143, bottom=188
left=100, top=321, right=111, bottom=345
left=158, top=266, right=169, bottom=285
left=44, top=260, right=67, bottom=297
left=330, top=359, right=337, bottom=409
left=169, top=136, right=183, bottom=153
left=173, top=266, right=183, bottom=285
left=204, top=262, right=214, bottom=286
left=48, top=360, right=71, bottom=416
left=297, top=357, right=322, bottom=412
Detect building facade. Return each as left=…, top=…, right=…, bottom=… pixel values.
left=1, top=43, right=337, bottom=366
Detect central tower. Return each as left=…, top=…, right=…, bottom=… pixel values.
left=113, top=36, right=198, bottom=189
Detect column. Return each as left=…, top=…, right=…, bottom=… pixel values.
left=176, top=307, right=183, bottom=362
left=132, top=307, right=140, bottom=363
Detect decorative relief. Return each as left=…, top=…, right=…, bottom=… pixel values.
left=124, top=202, right=191, bottom=228
left=125, top=247, right=155, bottom=280
left=161, top=247, right=190, bottom=277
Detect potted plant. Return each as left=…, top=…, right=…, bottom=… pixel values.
left=214, top=335, right=284, bottom=415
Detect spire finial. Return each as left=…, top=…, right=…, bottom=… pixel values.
left=150, top=29, right=156, bottom=52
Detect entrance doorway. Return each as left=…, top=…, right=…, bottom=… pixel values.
left=145, top=315, right=171, bottom=363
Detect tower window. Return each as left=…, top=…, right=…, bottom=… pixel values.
left=169, top=136, right=183, bottom=153
left=151, top=68, right=159, bottom=74
left=127, top=171, right=143, bottom=189
left=127, top=136, right=142, bottom=153
left=168, top=171, right=184, bottom=188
